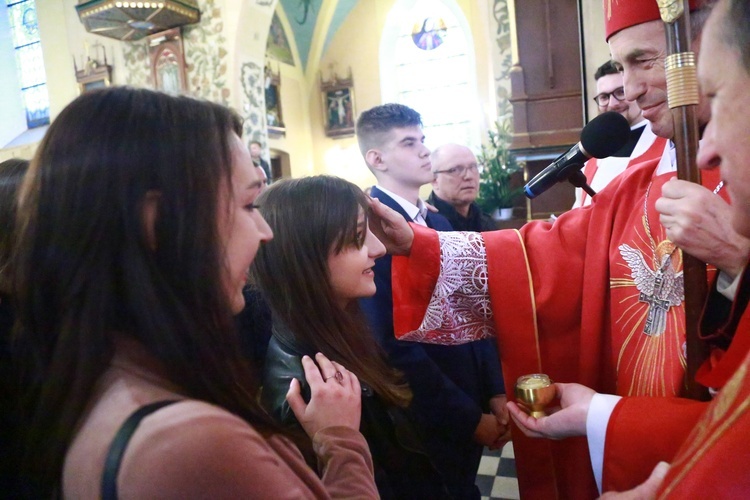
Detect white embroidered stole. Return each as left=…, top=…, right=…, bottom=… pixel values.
left=398, top=231, right=497, bottom=345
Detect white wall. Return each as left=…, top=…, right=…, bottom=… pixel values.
left=0, top=2, right=28, bottom=148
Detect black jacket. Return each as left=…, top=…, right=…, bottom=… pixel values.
left=426, top=192, right=497, bottom=232
left=261, top=323, right=451, bottom=499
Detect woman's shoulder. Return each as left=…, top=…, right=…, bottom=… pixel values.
left=262, top=335, right=307, bottom=424
left=113, top=400, right=312, bottom=498
left=64, top=397, right=301, bottom=498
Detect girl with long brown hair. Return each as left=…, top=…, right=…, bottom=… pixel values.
left=11, top=88, right=377, bottom=498
left=254, top=176, right=450, bottom=499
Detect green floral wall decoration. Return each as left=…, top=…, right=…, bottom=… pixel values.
left=183, top=0, right=229, bottom=105
left=240, top=61, right=265, bottom=143
left=492, top=0, right=513, bottom=128
left=122, top=40, right=151, bottom=87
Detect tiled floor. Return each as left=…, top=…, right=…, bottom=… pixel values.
left=475, top=442, right=519, bottom=500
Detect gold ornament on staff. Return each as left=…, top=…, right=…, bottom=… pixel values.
left=656, top=0, right=684, bottom=23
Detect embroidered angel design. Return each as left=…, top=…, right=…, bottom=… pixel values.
left=619, top=243, right=684, bottom=336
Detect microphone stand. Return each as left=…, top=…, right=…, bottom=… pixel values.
left=567, top=170, right=596, bottom=198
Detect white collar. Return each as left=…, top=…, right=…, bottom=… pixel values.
left=375, top=185, right=426, bottom=224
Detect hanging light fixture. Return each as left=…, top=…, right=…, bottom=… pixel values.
left=76, top=0, right=200, bottom=41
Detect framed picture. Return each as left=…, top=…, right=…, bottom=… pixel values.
left=78, top=68, right=111, bottom=93
left=148, top=28, right=188, bottom=95
left=75, top=44, right=112, bottom=94
left=321, top=71, right=355, bottom=138
left=265, top=65, right=285, bottom=136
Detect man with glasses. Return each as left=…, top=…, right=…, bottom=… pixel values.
left=573, top=60, right=665, bottom=207
left=427, top=143, right=496, bottom=231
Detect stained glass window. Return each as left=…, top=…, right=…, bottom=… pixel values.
left=382, top=0, right=480, bottom=151
left=6, top=0, right=49, bottom=128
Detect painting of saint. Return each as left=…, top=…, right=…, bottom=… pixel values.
left=411, top=17, right=447, bottom=50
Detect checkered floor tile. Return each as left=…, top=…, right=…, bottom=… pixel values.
left=475, top=442, right=519, bottom=500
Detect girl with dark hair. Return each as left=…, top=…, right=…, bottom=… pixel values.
left=0, top=158, right=28, bottom=297
left=0, top=158, right=29, bottom=497
left=12, top=87, right=377, bottom=498
left=254, top=176, right=450, bottom=499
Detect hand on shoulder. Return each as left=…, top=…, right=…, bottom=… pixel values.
left=286, top=353, right=362, bottom=437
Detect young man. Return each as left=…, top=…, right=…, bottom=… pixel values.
left=573, top=61, right=665, bottom=207
left=427, top=143, right=496, bottom=231
left=368, top=1, right=750, bottom=497
left=356, top=104, right=508, bottom=499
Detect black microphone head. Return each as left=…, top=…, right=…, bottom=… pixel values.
left=580, top=111, right=631, bottom=159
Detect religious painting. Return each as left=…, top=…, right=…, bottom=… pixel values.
left=265, top=65, right=285, bottom=136
left=411, top=17, right=447, bottom=50
left=321, top=73, right=354, bottom=138
left=148, top=28, right=188, bottom=95
left=266, top=12, right=294, bottom=65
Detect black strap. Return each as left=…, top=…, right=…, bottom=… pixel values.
left=101, top=400, right=179, bottom=500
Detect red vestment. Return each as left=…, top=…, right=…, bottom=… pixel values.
left=391, top=155, right=724, bottom=499
left=603, top=263, right=750, bottom=491
left=657, top=328, right=750, bottom=497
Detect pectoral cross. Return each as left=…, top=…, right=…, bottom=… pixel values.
left=639, top=268, right=671, bottom=336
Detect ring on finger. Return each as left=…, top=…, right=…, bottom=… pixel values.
left=325, top=371, right=344, bottom=385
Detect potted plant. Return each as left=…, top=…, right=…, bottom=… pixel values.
left=477, top=116, right=524, bottom=220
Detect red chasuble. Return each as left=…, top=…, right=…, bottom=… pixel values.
left=392, top=155, right=724, bottom=499
left=657, top=345, right=750, bottom=497
left=603, top=263, right=750, bottom=491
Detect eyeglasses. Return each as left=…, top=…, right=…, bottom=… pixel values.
left=593, top=87, right=626, bottom=107
left=433, top=164, right=479, bottom=177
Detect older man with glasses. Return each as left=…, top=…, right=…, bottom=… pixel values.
left=427, top=143, right=497, bottom=232
left=573, top=60, right=666, bottom=208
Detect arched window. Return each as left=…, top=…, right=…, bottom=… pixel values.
left=5, top=0, right=49, bottom=128
left=380, top=0, right=480, bottom=151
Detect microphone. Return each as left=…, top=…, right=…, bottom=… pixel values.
left=523, top=111, right=631, bottom=199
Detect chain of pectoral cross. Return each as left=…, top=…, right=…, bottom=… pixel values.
left=643, top=181, right=676, bottom=272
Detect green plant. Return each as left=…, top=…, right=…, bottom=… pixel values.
left=477, top=116, right=524, bottom=210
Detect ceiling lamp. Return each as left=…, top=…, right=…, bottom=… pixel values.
left=76, top=0, right=200, bottom=41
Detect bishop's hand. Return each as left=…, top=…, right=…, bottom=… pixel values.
left=367, top=197, right=415, bottom=255
left=656, top=178, right=750, bottom=279
left=507, top=382, right=594, bottom=440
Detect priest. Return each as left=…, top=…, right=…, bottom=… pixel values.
left=511, top=2, right=750, bottom=495
left=368, top=0, right=750, bottom=497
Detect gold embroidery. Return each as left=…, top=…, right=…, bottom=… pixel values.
left=610, top=181, right=686, bottom=396
left=511, top=229, right=542, bottom=373
left=660, top=363, right=750, bottom=495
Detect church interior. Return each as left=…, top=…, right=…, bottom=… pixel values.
left=1, top=0, right=612, bottom=220
left=1, top=2, right=620, bottom=498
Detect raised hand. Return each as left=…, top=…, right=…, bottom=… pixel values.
left=367, top=197, right=415, bottom=255
left=286, top=352, right=361, bottom=437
